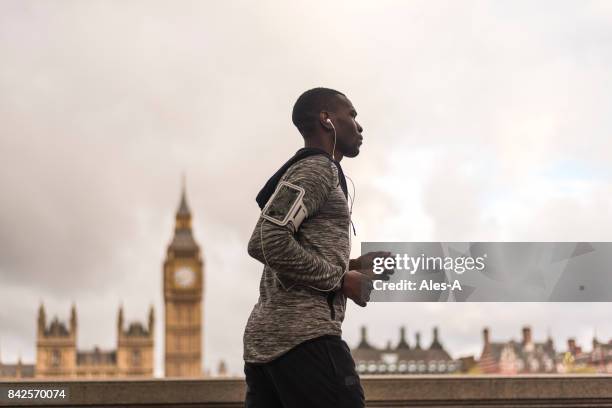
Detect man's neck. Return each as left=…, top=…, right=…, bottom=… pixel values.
left=304, top=139, right=343, bottom=162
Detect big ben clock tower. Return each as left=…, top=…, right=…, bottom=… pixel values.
left=163, top=182, right=204, bottom=377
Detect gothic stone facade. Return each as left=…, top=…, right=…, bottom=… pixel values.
left=35, top=304, right=154, bottom=378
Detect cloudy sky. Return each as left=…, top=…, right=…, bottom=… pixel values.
left=1, top=0, right=611, bottom=377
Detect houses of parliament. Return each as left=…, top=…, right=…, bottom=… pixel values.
left=0, top=184, right=204, bottom=379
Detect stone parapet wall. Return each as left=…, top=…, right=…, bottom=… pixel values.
left=1, top=374, right=612, bottom=407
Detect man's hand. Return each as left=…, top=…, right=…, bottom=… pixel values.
left=349, top=251, right=395, bottom=280
left=341, top=270, right=374, bottom=307
left=342, top=252, right=395, bottom=307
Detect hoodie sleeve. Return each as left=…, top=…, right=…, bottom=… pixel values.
left=247, top=155, right=345, bottom=291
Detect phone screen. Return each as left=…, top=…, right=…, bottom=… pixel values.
left=263, top=184, right=302, bottom=223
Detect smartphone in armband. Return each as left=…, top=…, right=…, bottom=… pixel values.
left=261, top=181, right=307, bottom=232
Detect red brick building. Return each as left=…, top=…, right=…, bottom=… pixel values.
left=478, top=326, right=556, bottom=374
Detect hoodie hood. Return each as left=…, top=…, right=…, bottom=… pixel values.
left=256, top=147, right=348, bottom=209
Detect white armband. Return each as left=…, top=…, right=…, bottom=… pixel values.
left=261, top=181, right=308, bottom=232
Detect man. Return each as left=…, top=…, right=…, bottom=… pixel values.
left=244, top=87, right=390, bottom=407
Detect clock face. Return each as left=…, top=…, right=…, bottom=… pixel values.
left=174, top=266, right=196, bottom=288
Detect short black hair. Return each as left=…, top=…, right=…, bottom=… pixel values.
left=291, top=87, right=346, bottom=135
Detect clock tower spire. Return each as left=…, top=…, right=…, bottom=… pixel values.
left=176, top=173, right=191, bottom=230
left=163, top=178, right=204, bottom=377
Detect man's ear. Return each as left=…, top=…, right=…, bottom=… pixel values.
left=319, top=111, right=333, bottom=130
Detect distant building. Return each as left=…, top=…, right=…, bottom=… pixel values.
left=0, top=355, right=35, bottom=379
left=351, top=326, right=461, bottom=374
left=457, top=355, right=478, bottom=373
left=35, top=303, right=154, bottom=378
left=588, top=337, right=612, bottom=373
left=559, top=337, right=612, bottom=374
left=163, top=183, right=204, bottom=377
left=478, top=326, right=556, bottom=374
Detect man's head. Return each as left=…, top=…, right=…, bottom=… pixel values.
left=291, top=87, right=363, bottom=159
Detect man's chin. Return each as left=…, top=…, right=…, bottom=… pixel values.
left=346, top=148, right=360, bottom=158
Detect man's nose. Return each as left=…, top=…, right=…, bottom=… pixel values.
left=357, top=122, right=363, bottom=133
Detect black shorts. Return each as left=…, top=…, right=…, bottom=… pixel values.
left=244, top=335, right=365, bottom=408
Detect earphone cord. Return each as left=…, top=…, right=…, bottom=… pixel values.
left=346, top=174, right=357, bottom=236
left=327, top=118, right=356, bottom=235
left=330, top=121, right=337, bottom=161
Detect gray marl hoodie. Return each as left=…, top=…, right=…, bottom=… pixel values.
left=244, top=154, right=351, bottom=363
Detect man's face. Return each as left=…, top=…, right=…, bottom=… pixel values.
left=331, top=95, right=363, bottom=158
